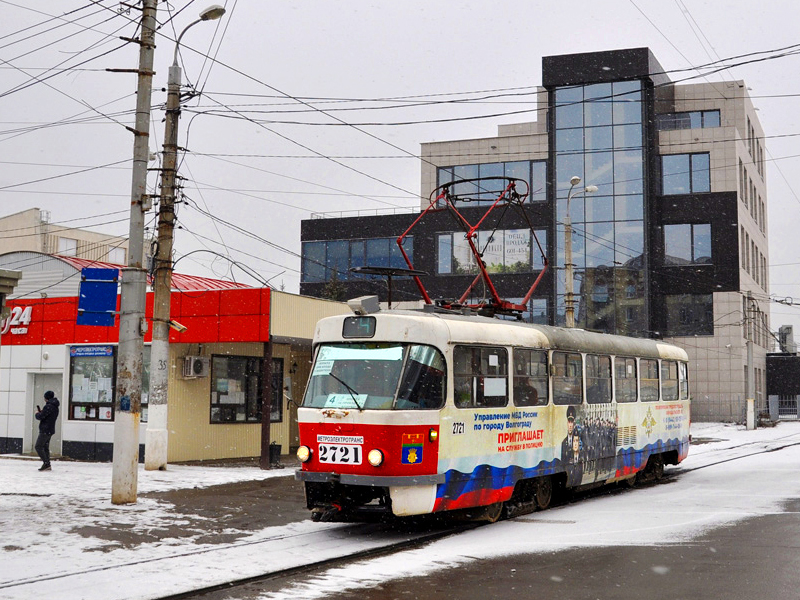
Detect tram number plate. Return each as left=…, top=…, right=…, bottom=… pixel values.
left=318, top=444, right=362, bottom=465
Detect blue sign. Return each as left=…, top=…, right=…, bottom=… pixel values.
left=77, top=268, right=118, bottom=327
left=70, top=345, right=114, bottom=357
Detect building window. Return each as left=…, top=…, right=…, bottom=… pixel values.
left=664, top=293, right=714, bottom=336
left=107, top=247, right=126, bottom=265
left=454, top=346, right=508, bottom=408
left=513, top=348, right=548, bottom=406
left=437, top=160, right=547, bottom=205
left=656, top=110, right=720, bottom=131
left=269, top=358, right=284, bottom=423
left=301, top=237, right=413, bottom=283
left=210, top=355, right=263, bottom=424
left=664, top=223, right=712, bottom=265
left=58, top=237, right=78, bottom=256
left=437, top=229, right=546, bottom=275
left=662, top=153, right=710, bottom=195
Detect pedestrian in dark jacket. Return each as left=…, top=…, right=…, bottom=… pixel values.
left=34, top=390, right=59, bottom=471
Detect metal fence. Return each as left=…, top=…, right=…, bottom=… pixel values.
left=691, top=394, right=770, bottom=424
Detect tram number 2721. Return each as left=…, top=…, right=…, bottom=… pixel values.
left=318, top=444, right=363, bottom=465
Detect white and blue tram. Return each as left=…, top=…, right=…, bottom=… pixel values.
left=295, top=302, right=690, bottom=521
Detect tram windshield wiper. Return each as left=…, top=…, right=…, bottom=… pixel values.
left=327, top=372, right=364, bottom=410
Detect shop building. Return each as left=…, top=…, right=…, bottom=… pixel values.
left=0, top=252, right=348, bottom=461
left=300, top=47, right=771, bottom=422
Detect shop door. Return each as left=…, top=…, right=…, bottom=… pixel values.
left=31, top=373, right=63, bottom=457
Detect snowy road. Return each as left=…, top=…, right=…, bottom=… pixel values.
left=2, top=422, right=800, bottom=600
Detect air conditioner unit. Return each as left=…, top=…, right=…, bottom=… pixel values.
left=183, top=356, right=210, bottom=378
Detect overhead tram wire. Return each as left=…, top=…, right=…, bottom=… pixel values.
left=179, top=198, right=425, bottom=300
left=177, top=225, right=301, bottom=277
left=194, top=0, right=235, bottom=96
left=0, top=217, right=131, bottom=241
left=186, top=149, right=415, bottom=209
left=197, top=94, right=422, bottom=206
left=186, top=130, right=800, bottom=159
left=0, top=6, right=131, bottom=98
left=0, top=158, right=130, bottom=191
left=0, top=1, right=109, bottom=48
left=180, top=157, right=235, bottom=273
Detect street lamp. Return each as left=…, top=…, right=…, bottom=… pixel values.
left=145, top=4, right=226, bottom=472
left=564, top=176, right=598, bottom=329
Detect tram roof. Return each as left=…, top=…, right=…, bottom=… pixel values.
left=315, top=309, right=688, bottom=361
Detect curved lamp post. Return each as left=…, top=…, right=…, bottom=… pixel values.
left=145, top=5, right=226, bottom=471
left=564, top=176, right=598, bottom=328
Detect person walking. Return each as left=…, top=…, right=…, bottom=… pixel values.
left=35, top=390, right=59, bottom=471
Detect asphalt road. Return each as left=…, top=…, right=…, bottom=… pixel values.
left=199, top=496, right=800, bottom=600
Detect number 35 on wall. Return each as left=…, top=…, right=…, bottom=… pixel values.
left=1, top=306, right=32, bottom=335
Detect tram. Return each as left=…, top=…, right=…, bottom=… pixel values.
left=295, top=298, right=691, bottom=522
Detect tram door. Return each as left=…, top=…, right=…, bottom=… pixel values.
left=583, top=355, right=616, bottom=483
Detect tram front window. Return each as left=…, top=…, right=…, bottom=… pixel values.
left=302, top=343, right=446, bottom=410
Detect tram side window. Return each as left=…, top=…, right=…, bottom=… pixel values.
left=661, top=360, right=679, bottom=401
left=586, top=355, right=612, bottom=404
left=513, top=349, right=548, bottom=406
left=640, top=358, right=660, bottom=402
left=615, top=357, right=637, bottom=402
left=395, top=345, right=446, bottom=409
left=552, top=351, right=583, bottom=405
left=679, top=362, right=689, bottom=399
left=454, top=346, right=508, bottom=408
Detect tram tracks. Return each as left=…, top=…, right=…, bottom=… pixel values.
left=1, top=517, right=474, bottom=600
left=8, top=433, right=799, bottom=600
left=679, top=430, right=800, bottom=473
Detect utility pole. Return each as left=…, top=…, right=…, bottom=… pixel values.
left=144, top=47, right=180, bottom=472
left=145, top=5, right=226, bottom=471
left=111, top=0, right=158, bottom=504
left=746, top=291, right=756, bottom=430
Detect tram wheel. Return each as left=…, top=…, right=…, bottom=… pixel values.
left=649, top=454, right=665, bottom=481
left=483, top=502, right=504, bottom=523
left=622, top=473, right=638, bottom=488
left=534, top=476, right=553, bottom=510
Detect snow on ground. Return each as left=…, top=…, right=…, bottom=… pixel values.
left=2, top=422, right=800, bottom=600
left=262, top=422, right=800, bottom=600
left=0, top=459, right=301, bottom=598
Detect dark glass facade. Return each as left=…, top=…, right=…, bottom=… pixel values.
left=299, top=47, right=743, bottom=338
left=552, top=80, right=647, bottom=335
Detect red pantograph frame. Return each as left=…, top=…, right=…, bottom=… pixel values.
left=395, top=177, right=548, bottom=316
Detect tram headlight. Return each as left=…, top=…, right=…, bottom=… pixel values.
left=296, top=445, right=312, bottom=463
left=429, top=428, right=438, bottom=442
left=367, top=448, right=384, bottom=467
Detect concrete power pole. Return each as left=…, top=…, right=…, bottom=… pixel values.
left=144, top=54, right=181, bottom=472
left=145, top=5, right=226, bottom=471
left=112, top=0, right=158, bottom=504
left=746, top=292, right=756, bottom=430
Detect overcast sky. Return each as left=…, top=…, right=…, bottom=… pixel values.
left=2, top=0, right=799, bottom=334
